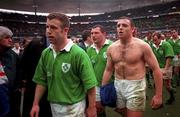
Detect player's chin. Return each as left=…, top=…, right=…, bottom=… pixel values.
left=48, top=40, right=55, bottom=44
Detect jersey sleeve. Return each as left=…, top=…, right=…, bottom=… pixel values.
left=32, top=50, right=48, bottom=87
left=163, top=42, right=174, bottom=58
left=78, top=51, right=97, bottom=90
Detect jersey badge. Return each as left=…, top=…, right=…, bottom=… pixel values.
left=62, top=63, right=71, bottom=73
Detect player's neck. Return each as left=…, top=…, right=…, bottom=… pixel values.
left=120, top=37, right=133, bottom=45
left=95, top=39, right=106, bottom=50
left=53, top=38, right=69, bottom=52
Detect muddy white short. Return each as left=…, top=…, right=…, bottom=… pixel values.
left=50, top=99, right=86, bottom=117
left=114, top=78, right=146, bottom=111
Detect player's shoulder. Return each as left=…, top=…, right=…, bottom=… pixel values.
left=134, top=37, right=146, bottom=43
left=134, top=37, right=150, bottom=46
left=110, top=40, right=119, bottom=47
left=133, top=37, right=152, bottom=52
left=108, top=40, right=119, bottom=50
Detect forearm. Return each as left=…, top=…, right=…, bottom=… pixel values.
left=153, top=69, right=163, bottom=97
left=102, top=70, right=113, bottom=86
left=87, top=87, right=96, bottom=108
left=32, top=84, right=47, bottom=106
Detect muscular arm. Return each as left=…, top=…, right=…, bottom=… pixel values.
left=102, top=47, right=114, bottom=86
left=30, top=84, right=47, bottom=117
left=144, top=44, right=163, bottom=96
left=143, top=44, right=163, bottom=108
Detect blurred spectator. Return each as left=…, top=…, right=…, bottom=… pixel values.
left=78, top=30, right=93, bottom=51
left=12, top=42, right=21, bottom=55
left=20, top=38, right=52, bottom=117
left=0, top=26, right=20, bottom=117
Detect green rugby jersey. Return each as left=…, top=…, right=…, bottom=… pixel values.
left=152, top=41, right=174, bottom=68
left=33, top=41, right=97, bottom=104
left=87, top=40, right=113, bottom=86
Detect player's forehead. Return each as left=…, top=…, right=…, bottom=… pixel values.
left=117, top=19, right=131, bottom=25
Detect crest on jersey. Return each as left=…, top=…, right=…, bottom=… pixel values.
left=103, top=52, right=107, bottom=59
left=158, top=50, right=164, bottom=55
left=62, top=63, right=71, bottom=73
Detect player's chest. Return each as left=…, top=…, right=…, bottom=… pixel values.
left=112, top=46, right=142, bottom=64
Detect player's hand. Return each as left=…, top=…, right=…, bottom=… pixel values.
left=151, top=95, right=163, bottom=110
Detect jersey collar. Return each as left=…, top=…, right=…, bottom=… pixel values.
left=91, top=39, right=110, bottom=49
left=49, top=39, right=74, bottom=52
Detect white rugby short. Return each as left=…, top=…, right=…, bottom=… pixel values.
left=50, top=99, right=86, bottom=117
left=114, top=78, right=146, bottom=111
